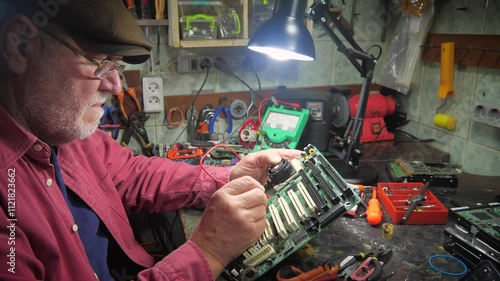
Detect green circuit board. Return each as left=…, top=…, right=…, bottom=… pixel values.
left=450, top=203, right=500, bottom=241
left=223, top=145, right=361, bottom=281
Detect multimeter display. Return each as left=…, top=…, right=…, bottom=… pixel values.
left=264, top=112, right=301, bottom=132
left=254, top=105, right=310, bottom=151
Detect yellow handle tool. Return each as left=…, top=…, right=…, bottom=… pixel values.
left=434, top=42, right=457, bottom=130
left=438, top=42, right=455, bottom=99
left=155, top=0, right=165, bottom=20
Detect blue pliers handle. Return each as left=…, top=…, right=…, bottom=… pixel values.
left=209, top=106, right=232, bottom=133
left=100, top=104, right=119, bottom=139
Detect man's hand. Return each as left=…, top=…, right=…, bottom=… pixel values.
left=230, top=149, right=303, bottom=184
left=190, top=176, right=267, bottom=277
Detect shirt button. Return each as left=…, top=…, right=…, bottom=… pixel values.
left=94, top=272, right=99, bottom=280
left=72, top=224, right=78, bottom=232
left=46, top=179, right=53, bottom=187
left=33, top=144, right=43, bottom=152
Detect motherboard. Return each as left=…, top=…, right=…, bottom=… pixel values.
left=223, top=144, right=362, bottom=280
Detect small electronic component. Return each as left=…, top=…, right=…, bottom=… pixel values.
left=223, top=144, right=361, bottom=280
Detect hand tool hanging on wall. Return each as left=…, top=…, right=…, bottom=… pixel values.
left=209, top=96, right=233, bottom=134
left=100, top=102, right=120, bottom=139
left=434, top=42, right=457, bottom=131
left=121, top=111, right=154, bottom=156
left=117, top=74, right=141, bottom=120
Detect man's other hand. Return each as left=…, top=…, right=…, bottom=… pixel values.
left=190, top=176, right=268, bottom=277
left=230, top=149, right=303, bottom=184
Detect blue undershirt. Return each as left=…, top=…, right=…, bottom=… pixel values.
left=50, top=147, right=113, bottom=281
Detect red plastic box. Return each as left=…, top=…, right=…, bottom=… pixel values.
left=377, top=182, right=448, bottom=224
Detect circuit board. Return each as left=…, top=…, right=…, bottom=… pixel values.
left=223, top=144, right=361, bottom=281
left=386, top=159, right=461, bottom=187
left=449, top=203, right=500, bottom=244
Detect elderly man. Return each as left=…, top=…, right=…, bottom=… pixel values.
left=0, top=1, right=301, bottom=280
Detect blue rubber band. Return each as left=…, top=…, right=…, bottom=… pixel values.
left=429, top=255, right=468, bottom=276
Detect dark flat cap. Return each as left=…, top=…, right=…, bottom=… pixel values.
left=2, top=0, right=153, bottom=64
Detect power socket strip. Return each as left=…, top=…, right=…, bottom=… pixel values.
left=142, top=77, right=164, bottom=113
left=177, top=54, right=268, bottom=74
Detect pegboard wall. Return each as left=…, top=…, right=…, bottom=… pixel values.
left=164, top=84, right=381, bottom=120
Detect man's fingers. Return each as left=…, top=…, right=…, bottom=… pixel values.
left=222, top=176, right=264, bottom=195
left=234, top=187, right=267, bottom=209
left=255, top=149, right=303, bottom=166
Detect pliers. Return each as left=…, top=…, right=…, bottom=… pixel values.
left=121, top=111, right=154, bottom=156
left=99, top=103, right=120, bottom=139
left=117, top=74, right=141, bottom=120
left=209, top=96, right=232, bottom=134
left=348, top=249, right=392, bottom=281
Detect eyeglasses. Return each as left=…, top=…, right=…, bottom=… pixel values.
left=40, top=29, right=125, bottom=79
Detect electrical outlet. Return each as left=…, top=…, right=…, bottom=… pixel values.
left=142, top=77, right=164, bottom=113
left=177, top=54, right=268, bottom=74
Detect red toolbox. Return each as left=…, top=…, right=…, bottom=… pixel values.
left=377, top=182, right=448, bottom=224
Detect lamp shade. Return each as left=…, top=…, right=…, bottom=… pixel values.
left=248, top=0, right=315, bottom=61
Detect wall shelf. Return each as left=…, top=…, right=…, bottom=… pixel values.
left=136, top=19, right=169, bottom=26
left=421, top=33, right=500, bottom=69
left=166, top=0, right=314, bottom=48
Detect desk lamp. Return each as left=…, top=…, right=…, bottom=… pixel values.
left=248, top=0, right=378, bottom=185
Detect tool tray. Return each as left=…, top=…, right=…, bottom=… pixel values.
left=377, top=182, right=448, bottom=224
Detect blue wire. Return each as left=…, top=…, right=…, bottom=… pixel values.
left=429, top=255, right=468, bottom=276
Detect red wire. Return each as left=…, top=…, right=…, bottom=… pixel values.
left=255, top=97, right=300, bottom=150
left=200, top=144, right=242, bottom=186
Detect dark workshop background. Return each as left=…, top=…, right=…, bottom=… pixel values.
left=123, top=0, right=500, bottom=176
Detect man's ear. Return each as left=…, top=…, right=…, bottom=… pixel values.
left=0, top=14, right=38, bottom=75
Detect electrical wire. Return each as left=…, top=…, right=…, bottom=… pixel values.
left=200, top=144, right=242, bottom=185
left=213, top=58, right=265, bottom=101
left=211, top=59, right=268, bottom=143
left=254, top=72, right=262, bottom=92
left=394, top=129, right=436, bottom=144
left=366, top=44, right=383, bottom=60
left=168, top=64, right=211, bottom=151
left=362, top=124, right=387, bottom=153
left=165, top=107, right=185, bottom=128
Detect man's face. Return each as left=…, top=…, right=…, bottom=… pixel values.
left=17, top=32, right=121, bottom=145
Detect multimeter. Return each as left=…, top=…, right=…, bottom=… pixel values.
left=253, top=105, right=310, bottom=152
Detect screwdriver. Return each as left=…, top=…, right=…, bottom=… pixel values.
left=366, top=187, right=382, bottom=226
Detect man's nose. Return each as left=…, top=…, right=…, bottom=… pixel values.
left=98, top=70, right=122, bottom=95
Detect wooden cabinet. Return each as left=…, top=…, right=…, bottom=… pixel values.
left=167, top=0, right=313, bottom=48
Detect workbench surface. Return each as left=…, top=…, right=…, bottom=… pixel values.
left=179, top=133, right=500, bottom=281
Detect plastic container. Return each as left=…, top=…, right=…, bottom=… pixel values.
left=218, top=8, right=241, bottom=38
left=180, top=14, right=218, bottom=39
left=250, top=0, right=275, bottom=35
left=178, top=1, right=224, bottom=18
left=377, top=182, right=448, bottom=225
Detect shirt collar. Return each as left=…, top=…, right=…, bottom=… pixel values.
left=0, top=106, right=39, bottom=170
